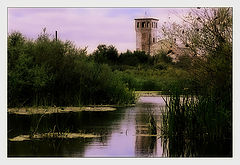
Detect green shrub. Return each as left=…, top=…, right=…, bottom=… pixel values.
left=8, top=31, right=135, bottom=107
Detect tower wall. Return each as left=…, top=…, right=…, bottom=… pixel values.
left=135, top=18, right=159, bottom=55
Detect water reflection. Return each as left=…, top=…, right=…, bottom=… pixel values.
left=8, top=96, right=165, bottom=157
left=8, top=110, right=126, bottom=157
left=84, top=107, right=137, bottom=157
left=162, top=135, right=232, bottom=157
left=134, top=98, right=163, bottom=157
left=9, top=96, right=230, bottom=157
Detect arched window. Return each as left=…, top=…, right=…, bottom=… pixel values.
left=147, top=22, right=150, bottom=28
left=153, top=37, right=155, bottom=43
left=141, top=22, right=145, bottom=28
left=137, top=22, right=140, bottom=28
left=156, top=23, right=157, bottom=28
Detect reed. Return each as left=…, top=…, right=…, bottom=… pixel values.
left=161, top=89, right=232, bottom=156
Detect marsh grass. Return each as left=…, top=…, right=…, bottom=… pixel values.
left=162, top=95, right=231, bottom=138
left=161, top=90, right=232, bottom=156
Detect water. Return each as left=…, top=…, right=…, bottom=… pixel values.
left=7, top=96, right=232, bottom=157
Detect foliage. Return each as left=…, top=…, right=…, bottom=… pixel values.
left=161, top=8, right=232, bottom=156
left=90, top=44, right=118, bottom=64
left=175, top=54, right=192, bottom=69
left=8, top=30, right=186, bottom=107
left=161, top=93, right=232, bottom=157
left=8, top=31, right=135, bottom=107
left=115, top=66, right=191, bottom=92
left=153, top=50, right=173, bottom=65
left=118, top=50, right=153, bottom=66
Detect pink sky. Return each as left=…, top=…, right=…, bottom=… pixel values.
left=8, top=8, right=190, bottom=53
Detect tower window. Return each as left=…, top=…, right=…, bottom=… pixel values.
left=137, top=22, right=140, bottom=28
left=152, top=22, right=154, bottom=28
left=156, top=23, right=157, bottom=28
left=147, top=22, right=150, bottom=28
left=141, top=22, right=145, bottom=28
left=153, top=38, right=155, bottom=43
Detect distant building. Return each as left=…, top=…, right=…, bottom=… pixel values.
left=135, top=17, right=190, bottom=62
left=150, top=39, right=188, bottom=62
left=134, top=17, right=159, bottom=55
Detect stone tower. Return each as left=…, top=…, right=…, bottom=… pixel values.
left=135, top=17, right=159, bottom=55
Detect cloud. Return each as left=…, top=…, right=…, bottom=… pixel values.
left=8, top=8, right=191, bottom=53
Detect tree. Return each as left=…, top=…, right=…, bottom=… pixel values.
left=118, top=50, right=152, bottom=66
left=162, top=8, right=232, bottom=99
left=162, top=8, right=232, bottom=58
left=91, top=44, right=118, bottom=64
left=161, top=8, right=233, bottom=147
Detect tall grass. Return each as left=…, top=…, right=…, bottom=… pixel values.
left=161, top=89, right=232, bottom=156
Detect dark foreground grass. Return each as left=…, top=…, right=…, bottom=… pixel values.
left=161, top=92, right=232, bottom=157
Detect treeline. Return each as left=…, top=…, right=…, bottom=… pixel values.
left=8, top=29, right=192, bottom=108
left=89, top=45, right=153, bottom=66
left=89, top=44, right=186, bottom=69
left=8, top=32, right=136, bottom=107
left=88, top=44, right=191, bottom=92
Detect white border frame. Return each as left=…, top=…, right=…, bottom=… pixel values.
left=1, top=0, right=239, bottom=164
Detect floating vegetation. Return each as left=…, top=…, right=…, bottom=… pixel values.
left=9, top=135, right=31, bottom=141
left=9, top=133, right=101, bottom=141
left=64, top=106, right=116, bottom=112
left=135, top=91, right=162, bottom=97
left=8, top=106, right=117, bottom=115
left=135, top=134, right=160, bottom=137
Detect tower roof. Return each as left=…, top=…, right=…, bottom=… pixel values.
left=134, top=17, right=159, bottom=21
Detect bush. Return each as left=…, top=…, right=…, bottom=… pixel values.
left=118, top=50, right=153, bottom=66
left=8, top=31, right=135, bottom=107
left=90, top=44, right=118, bottom=65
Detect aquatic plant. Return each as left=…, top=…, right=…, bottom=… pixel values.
left=161, top=91, right=232, bottom=157
left=160, top=8, right=232, bottom=157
